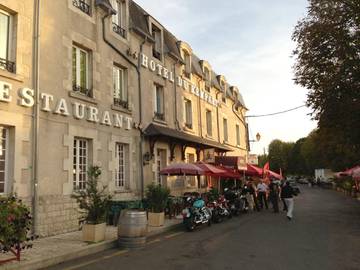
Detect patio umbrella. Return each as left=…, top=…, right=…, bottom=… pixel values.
left=159, top=162, right=205, bottom=176
left=339, top=165, right=360, bottom=177
left=351, top=166, right=360, bottom=179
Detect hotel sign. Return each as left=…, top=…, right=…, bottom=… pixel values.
left=140, top=53, right=219, bottom=107
left=0, top=81, right=133, bottom=130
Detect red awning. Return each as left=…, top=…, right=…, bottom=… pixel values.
left=194, top=161, right=228, bottom=177
left=216, top=165, right=242, bottom=179
left=160, top=163, right=205, bottom=176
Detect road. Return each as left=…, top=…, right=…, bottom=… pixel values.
left=47, top=186, right=360, bottom=270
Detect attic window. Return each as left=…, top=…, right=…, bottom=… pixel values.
left=111, top=0, right=126, bottom=39
left=183, top=51, right=191, bottom=79
left=204, top=67, right=211, bottom=91
left=152, top=25, right=162, bottom=60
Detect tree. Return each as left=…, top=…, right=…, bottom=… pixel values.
left=292, top=0, right=360, bottom=169
left=268, top=139, right=294, bottom=174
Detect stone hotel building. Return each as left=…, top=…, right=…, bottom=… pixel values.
left=0, top=0, right=249, bottom=236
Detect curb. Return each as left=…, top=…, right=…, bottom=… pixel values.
left=0, top=222, right=183, bottom=270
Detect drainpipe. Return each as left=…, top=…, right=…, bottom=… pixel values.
left=31, top=0, right=41, bottom=235
left=196, top=78, right=203, bottom=138
left=173, top=61, right=180, bottom=130
left=101, top=14, right=146, bottom=199
left=232, top=103, right=248, bottom=152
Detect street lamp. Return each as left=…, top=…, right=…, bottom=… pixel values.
left=249, top=132, right=261, bottom=143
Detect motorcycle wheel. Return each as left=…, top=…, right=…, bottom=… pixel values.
left=184, top=217, right=195, bottom=232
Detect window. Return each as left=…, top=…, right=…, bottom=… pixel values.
left=72, top=45, right=92, bottom=97
left=0, top=126, right=8, bottom=194
left=183, top=51, right=191, bottom=79
left=115, top=143, right=128, bottom=189
left=73, top=138, right=88, bottom=190
left=113, top=65, right=128, bottom=108
left=156, top=149, right=166, bottom=185
left=154, top=84, right=164, bottom=121
left=223, top=118, right=228, bottom=143
left=184, top=99, right=192, bottom=129
left=111, top=0, right=126, bottom=38
left=0, top=9, right=15, bottom=73
left=152, top=25, right=162, bottom=60
left=72, top=0, right=91, bottom=16
left=206, top=110, right=212, bottom=136
left=236, top=124, right=240, bottom=146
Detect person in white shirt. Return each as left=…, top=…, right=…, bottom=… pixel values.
left=257, top=181, right=269, bottom=210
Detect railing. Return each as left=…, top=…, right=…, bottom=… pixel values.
left=0, top=58, right=16, bottom=73
left=73, top=84, right=92, bottom=97
left=185, top=122, right=192, bottom=129
left=112, top=23, right=126, bottom=39
left=154, top=112, right=165, bottom=121
left=72, top=0, right=91, bottom=16
left=114, top=98, right=128, bottom=109
left=152, top=49, right=161, bottom=60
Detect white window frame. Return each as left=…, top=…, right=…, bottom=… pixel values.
left=0, top=9, right=11, bottom=61
left=113, top=65, right=127, bottom=103
left=156, top=149, right=166, bottom=185
left=0, top=126, right=9, bottom=194
left=72, top=45, right=89, bottom=91
left=206, top=110, right=212, bottom=136
left=236, top=124, right=240, bottom=146
left=115, top=143, right=127, bottom=189
left=73, top=138, right=88, bottom=191
left=184, top=99, right=192, bottom=128
left=223, top=118, right=228, bottom=143
left=154, top=84, right=164, bottom=114
left=111, top=0, right=124, bottom=27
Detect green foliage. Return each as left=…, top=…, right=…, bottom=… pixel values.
left=0, top=196, right=33, bottom=252
left=72, top=166, right=112, bottom=224
left=268, top=140, right=294, bottom=173
left=257, top=154, right=268, bottom=168
left=292, top=0, right=360, bottom=170
left=145, top=183, right=170, bottom=213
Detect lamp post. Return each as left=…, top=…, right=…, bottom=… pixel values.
left=249, top=132, right=261, bottom=143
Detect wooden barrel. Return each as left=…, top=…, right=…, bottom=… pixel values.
left=118, top=210, right=147, bottom=249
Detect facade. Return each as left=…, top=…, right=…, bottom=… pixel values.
left=0, top=0, right=248, bottom=237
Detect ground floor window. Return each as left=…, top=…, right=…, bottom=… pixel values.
left=0, top=126, right=8, bottom=193
left=115, top=143, right=129, bottom=189
left=73, top=138, right=88, bottom=190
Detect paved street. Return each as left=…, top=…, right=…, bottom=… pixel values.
left=47, top=186, right=360, bottom=270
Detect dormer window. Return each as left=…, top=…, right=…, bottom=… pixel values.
left=204, top=67, right=211, bottom=92
left=183, top=51, right=191, bottom=79
left=221, top=81, right=226, bottom=103
left=152, top=25, right=162, bottom=60
left=111, top=0, right=126, bottom=39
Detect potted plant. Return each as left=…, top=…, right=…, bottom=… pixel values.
left=146, top=183, right=170, bottom=227
left=72, top=166, right=112, bottom=242
left=0, top=196, right=35, bottom=265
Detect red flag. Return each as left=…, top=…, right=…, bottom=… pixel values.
left=263, top=162, right=270, bottom=179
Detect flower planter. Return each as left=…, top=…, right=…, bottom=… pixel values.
left=148, top=212, right=165, bottom=227
left=82, top=223, right=106, bottom=242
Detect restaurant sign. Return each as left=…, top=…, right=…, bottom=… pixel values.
left=0, top=81, right=133, bottom=130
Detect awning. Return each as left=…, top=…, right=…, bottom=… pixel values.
left=160, top=163, right=204, bottom=176
left=144, top=123, right=231, bottom=152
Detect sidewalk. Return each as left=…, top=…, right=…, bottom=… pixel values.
left=0, top=218, right=182, bottom=270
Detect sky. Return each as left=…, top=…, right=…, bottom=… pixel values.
left=135, top=0, right=318, bottom=155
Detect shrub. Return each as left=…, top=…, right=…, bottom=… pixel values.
left=72, top=166, right=112, bottom=224
left=146, top=183, right=170, bottom=213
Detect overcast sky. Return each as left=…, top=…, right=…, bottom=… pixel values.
left=135, top=0, right=318, bottom=155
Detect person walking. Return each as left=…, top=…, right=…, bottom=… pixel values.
left=280, top=180, right=288, bottom=211
left=269, top=181, right=279, bottom=213
left=257, top=181, right=268, bottom=210
left=280, top=181, right=295, bottom=220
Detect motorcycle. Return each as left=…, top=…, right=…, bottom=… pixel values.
left=206, top=200, right=222, bottom=223
left=224, top=188, right=242, bottom=216
left=216, top=195, right=232, bottom=219
left=182, top=196, right=212, bottom=231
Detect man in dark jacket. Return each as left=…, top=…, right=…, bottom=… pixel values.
left=280, top=181, right=295, bottom=220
